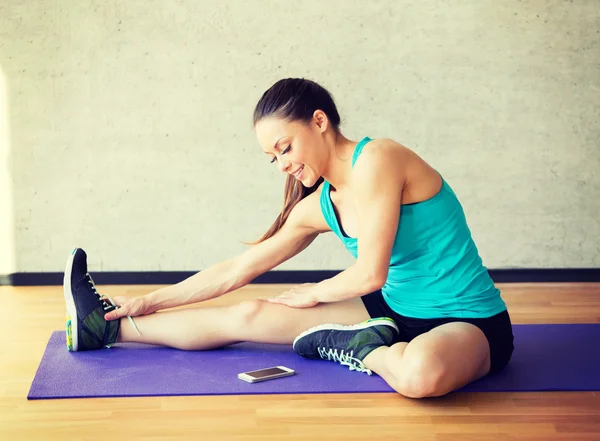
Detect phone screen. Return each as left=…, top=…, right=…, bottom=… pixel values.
left=246, top=367, right=288, bottom=378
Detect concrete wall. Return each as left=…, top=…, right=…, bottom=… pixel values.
left=1, top=0, right=599, bottom=274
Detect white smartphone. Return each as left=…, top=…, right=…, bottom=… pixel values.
left=237, top=366, right=295, bottom=383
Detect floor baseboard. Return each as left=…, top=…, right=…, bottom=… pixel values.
left=2, top=268, right=600, bottom=286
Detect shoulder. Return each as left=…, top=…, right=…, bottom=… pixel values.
left=351, top=138, right=410, bottom=186
left=353, top=138, right=443, bottom=204
left=358, top=137, right=411, bottom=163
left=286, top=181, right=331, bottom=233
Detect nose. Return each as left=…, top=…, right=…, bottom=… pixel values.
left=277, top=157, right=292, bottom=174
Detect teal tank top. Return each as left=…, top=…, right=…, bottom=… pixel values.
left=320, top=137, right=507, bottom=319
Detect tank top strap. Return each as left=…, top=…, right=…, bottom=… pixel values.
left=351, top=136, right=373, bottom=168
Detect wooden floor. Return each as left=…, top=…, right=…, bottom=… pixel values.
left=1, top=282, right=599, bottom=440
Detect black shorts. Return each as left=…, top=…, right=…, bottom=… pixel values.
left=361, top=290, right=514, bottom=375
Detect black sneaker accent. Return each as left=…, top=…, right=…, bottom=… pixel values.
left=292, top=317, right=399, bottom=375
left=63, top=248, right=120, bottom=351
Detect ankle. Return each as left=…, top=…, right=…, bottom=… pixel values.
left=116, top=318, right=125, bottom=342
left=362, top=345, right=388, bottom=371
left=116, top=315, right=142, bottom=342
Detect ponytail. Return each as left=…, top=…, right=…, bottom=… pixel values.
left=254, top=174, right=324, bottom=243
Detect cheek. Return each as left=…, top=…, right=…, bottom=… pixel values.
left=292, top=151, right=307, bottom=166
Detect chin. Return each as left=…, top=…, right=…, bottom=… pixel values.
left=303, top=174, right=319, bottom=188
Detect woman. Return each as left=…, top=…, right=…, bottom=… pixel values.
left=63, top=78, right=514, bottom=398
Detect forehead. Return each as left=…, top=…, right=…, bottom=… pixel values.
left=255, top=117, right=304, bottom=152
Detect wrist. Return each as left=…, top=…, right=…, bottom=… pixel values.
left=146, top=289, right=170, bottom=312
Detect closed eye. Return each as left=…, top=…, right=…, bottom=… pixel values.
left=270, top=145, right=291, bottom=164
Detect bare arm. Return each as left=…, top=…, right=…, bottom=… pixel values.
left=268, top=140, right=406, bottom=308
left=144, top=187, right=329, bottom=312
left=309, top=141, right=406, bottom=303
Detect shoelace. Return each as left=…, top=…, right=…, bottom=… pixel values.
left=87, top=273, right=141, bottom=336
left=318, top=347, right=372, bottom=375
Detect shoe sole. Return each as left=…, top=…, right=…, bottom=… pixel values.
left=292, top=317, right=399, bottom=350
left=63, top=248, right=79, bottom=352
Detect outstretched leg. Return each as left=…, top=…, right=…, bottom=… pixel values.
left=64, top=244, right=371, bottom=351
left=117, top=298, right=371, bottom=350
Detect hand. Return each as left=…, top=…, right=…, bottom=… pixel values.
left=267, top=283, right=319, bottom=308
left=104, top=295, right=154, bottom=321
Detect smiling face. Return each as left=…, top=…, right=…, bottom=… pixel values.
left=255, top=111, right=330, bottom=187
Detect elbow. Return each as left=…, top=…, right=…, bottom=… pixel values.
left=228, top=259, right=253, bottom=290
left=370, top=275, right=387, bottom=292
left=230, top=270, right=249, bottom=291
left=363, top=268, right=388, bottom=292
left=233, top=266, right=256, bottom=290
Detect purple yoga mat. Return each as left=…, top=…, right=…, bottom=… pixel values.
left=28, top=324, right=600, bottom=399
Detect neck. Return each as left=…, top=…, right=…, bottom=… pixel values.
left=321, top=132, right=359, bottom=192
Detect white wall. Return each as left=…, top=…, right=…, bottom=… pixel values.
left=1, top=0, right=599, bottom=273
left=0, top=65, right=15, bottom=275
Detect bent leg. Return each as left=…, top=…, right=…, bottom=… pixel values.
left=118, top=297, right=370, bottom=350
left=363, top=322, right=491, bottom=398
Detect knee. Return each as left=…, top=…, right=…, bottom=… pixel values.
left=394, top=354, right=447, bottom=399
left=232, top=299, right=267, bottom=327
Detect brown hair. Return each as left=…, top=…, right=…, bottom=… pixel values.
left=253, top=78, right=340, bottom=243
left=254, top=174, right=324, bottom=243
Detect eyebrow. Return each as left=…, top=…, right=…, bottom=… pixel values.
left=264, top=137, right=286, bottom=154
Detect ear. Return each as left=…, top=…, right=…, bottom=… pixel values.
left=312, top=110, right=329, bottom=133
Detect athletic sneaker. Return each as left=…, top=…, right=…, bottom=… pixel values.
left=63, top=248, right=120, bottom=351
left=293, top=317, right=399, bottom=375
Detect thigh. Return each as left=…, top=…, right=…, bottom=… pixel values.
left=403, top=321, right=491, bottom=394
left=234, top=296, right=371, bottom=344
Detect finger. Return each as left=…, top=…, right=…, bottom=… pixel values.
left=105, top=306, right=127, bottom=321
left=271, top=296, right=308, bottom=308
left=270, top=292, right=290, bottom=300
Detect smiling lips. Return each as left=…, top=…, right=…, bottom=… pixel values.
left=291, top=165, right=304, bottom=179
